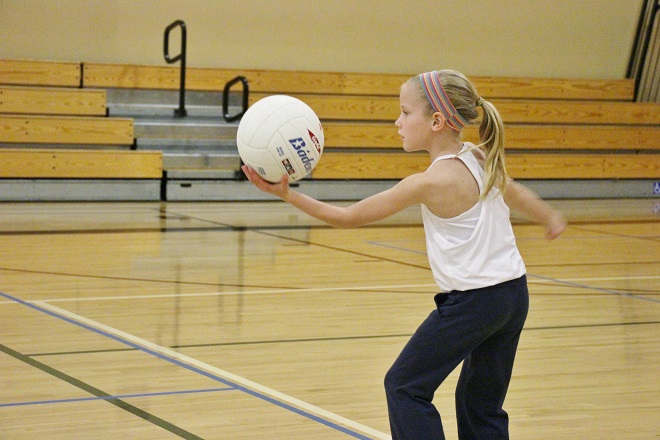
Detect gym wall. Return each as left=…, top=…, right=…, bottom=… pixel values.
left=0, top=0, right=643, bottom=78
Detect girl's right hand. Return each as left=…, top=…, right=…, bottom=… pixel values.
left=241, top=165, right=290, bottom=200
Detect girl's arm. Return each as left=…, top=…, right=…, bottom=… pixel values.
left=469, top=147, right=566, bottom=240
left=242, top=166, right=428, bottom=228
left=503, top=180, right=567, bottom=240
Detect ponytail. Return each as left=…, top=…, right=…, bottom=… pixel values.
left=477, top=99, right=508, bottom=197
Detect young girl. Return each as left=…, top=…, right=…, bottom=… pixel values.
left=242, top=69, right=566, bottom=439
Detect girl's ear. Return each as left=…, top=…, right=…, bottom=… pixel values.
left=431, top=112, right=446, bottom=131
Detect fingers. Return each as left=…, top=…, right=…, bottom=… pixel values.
left=242, top=165, right=267, bottom=186
left=241, top=165, right=289, bottom=196
left=241, top=166, right=259, bottom=187
left=241, top=165, right=251, bottom=181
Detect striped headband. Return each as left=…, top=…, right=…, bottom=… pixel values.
left=419, top=71, right=469, bottom=131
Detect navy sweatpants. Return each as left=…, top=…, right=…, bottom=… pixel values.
left=384, top=275, right=529, bottom=440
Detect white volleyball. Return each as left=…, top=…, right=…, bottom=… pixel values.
left=237, top=95, right=324, bottom=183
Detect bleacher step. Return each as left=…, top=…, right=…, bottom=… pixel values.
left=133, top=117, right=238, bottom=139
left=110, top=104, right=224, bottom=118
left=105, top=89, right=245, bottom=116
left=106, top=88, right=225, bottom=104
left=136, top=137, right=237, bottom=151
left=162, top=152, right=241, bottom=170
left=166, top=169, right=239, bottom=179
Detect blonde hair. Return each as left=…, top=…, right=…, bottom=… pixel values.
left=406, top=70, right=508, bottom=197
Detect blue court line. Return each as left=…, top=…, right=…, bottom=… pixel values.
left=0, top=290, right=373, bottom=440
left=0, top=387, right=234, bottom=408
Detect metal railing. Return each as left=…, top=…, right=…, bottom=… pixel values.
left=163, top=20, right=249, bottom=121
left=223, top=76, right=249, bottom=122
left=627, top=0, right=660, bottom=102
left=164, top=20, right=187, bottom=117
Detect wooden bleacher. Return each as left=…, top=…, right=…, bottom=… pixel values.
left=0, top=149, right=162, bottom=179
left=0, top=86, right=107, bottom=116
left=82, top=63, right=634, bottom=100
left=0, top=115, right=133, bottom=145
left=80, top=62, right=659, bottom=182
left=2, top=59, right=658, bottom=199
left=291, top=95, right=660, bottom=180
left=0, top=59, right=81, bottom=88
left=0, top=60, right=161, bottom=186
left=247, top=92, right=660, bottom=123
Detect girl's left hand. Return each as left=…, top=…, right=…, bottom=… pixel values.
left=545, top=211, right=567, bottom=240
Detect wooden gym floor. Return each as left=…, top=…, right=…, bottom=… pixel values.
left=0, top=198, right=658, bottom=439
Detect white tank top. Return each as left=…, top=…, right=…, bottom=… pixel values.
left=422, top=144, right=526, bottom=292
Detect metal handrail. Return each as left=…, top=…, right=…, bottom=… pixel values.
left=627, top=0, right=660, bottom=101
left=164, top=20, right=187, bottom=117
left=223, top=76, right=249, bottom=122
left=223, top=76, right=250, bottom=180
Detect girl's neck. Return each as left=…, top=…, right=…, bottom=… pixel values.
left=429, top=138, right=463, bottom=160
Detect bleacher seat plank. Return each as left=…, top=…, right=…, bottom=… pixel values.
left=469, top=125, right=660, bottom=151
left=0, top=149, right=162, bottom=178
left=229, top=70, right=344, bottom=94
left=83, top=63, right=187, bottom=90
left=312, top=152, right=659, bottom=180
left=340, top=75, right=634, bottom=100
left=322, top=123, right=660, bottom=151
left=251, top=93, right=660, bottom=125
left=469, top=77, right=634, bottom=101
left=312, top=152, right=429, bottom=179
left=506, top=153, right=660, bottom=179
left=0, top=115, right=133, bottom=145
left=83, top=64, right=403, bottom=94
left=0, top=59, right=81, bottom=87
left=494, top=100, right=660, bottom=125
left=251, top=93, right=398, bottom=120
left=0, top=86, right=106, bottom=116
left=82, top=63, right=634, bottom=100
left=322, top=122, right=400, bottom=148
left=82, top=63, right=339, bottom=93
